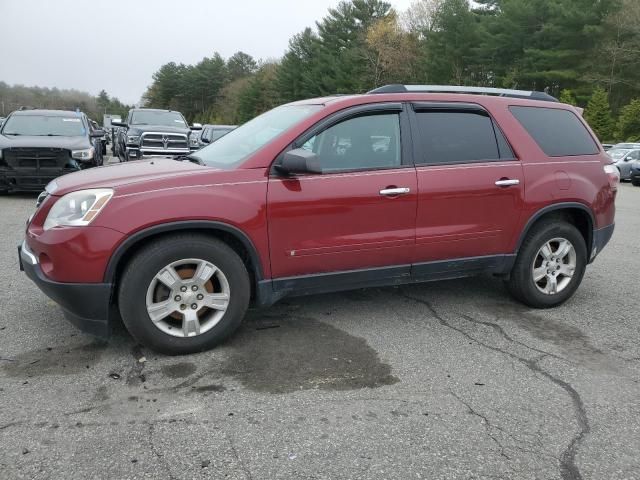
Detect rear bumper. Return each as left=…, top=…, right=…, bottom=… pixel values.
left=19, top=241, right=112, bottom=337
left=590, top=223, right=615, bottom=262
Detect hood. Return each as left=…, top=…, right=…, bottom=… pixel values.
left=127, top=125, right=192, bottom=136
left=0, top=134, right=90, bottom=150
left=47, top=159, right=210, bottom=196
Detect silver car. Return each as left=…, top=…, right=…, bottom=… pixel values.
left=608, top=148, right=640, bottom=180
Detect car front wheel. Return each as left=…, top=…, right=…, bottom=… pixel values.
left=506, top=220, right=587, bottom=308
left=118, top=234, right=250, bottom=355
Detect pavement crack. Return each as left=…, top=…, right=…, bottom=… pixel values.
left=449, top=389, right=513, bottom=463
left=401, top=292, right=590, bottom=480
left=148, top=423, right=176, bottom=480
left=226, top=433, right=254, bottom=480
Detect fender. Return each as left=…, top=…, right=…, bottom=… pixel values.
left=514, top=202, right=595, bottom=253
left=103, top=220, right=264, bottom=284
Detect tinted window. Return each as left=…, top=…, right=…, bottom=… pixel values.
left=307, top=113, right=401, bottom=172
left=510, top=106, right=598, bottom=157
left=415, top=111, right=501, bottom=164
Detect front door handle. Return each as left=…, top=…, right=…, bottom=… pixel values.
left=380, top=187, right=411, bottom=196
left=495, top=179, right=520, bottom=187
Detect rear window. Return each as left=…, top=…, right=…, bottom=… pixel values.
left=509, top=106, right=598, bottom=157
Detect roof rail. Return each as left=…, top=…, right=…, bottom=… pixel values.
left=367, top=84, right=558, bottom=102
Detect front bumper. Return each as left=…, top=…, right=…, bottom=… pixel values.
left=19, top=241, right=112, bottom=337
left=0, top=166, right=80, bottom=192
left=126, top=146, right=190, bottom=159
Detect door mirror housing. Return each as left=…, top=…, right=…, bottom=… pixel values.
left=90, top=129, right=106, bottom=138
left=276, top=148, right=322, bottom=175
left=111, top=120, right=127, bottom=127
left=191, top=123, right=203, bottom=130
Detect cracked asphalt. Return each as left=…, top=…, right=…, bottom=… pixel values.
left=1, top=178, right=639, bottom=480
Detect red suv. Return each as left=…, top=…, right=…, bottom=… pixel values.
left=19, top=85, right=618, bottom=354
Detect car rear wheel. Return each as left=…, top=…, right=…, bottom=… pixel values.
left=118, top=234, right=250, bottom=355
left=506, top=220, right=587, bottom=308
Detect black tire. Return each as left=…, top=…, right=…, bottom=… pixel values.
left=118, top=234, right=250, bottom=355
left=632, top=179, right=640, bottom=187
left=506, top=220, right=587, bottom=308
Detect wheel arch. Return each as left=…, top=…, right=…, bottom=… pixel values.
left=104, top=220, right=264, bottom=296
left=515, top=202, right=594, bottom=255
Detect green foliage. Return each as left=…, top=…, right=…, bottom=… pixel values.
left=558, top=89, right=577, bottom=106
left=0, top=82, right=131, bottom=123
left=584, top=87, right=615, bottom=140
left=616, top=99, right=640, bottom=142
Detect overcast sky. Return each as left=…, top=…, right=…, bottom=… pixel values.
left=0, top=0, right=414, bottom=105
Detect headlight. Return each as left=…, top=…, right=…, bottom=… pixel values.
left=190, top=136, right=199, bottom=146
left=127, top=135, right=140, bottom=145
left=43, top=189, right=113, bottom=230
left=71, top=147, right=95, bottom=161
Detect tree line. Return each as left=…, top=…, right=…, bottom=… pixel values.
left=0, top=82, right=132, bottom=122
left=143, top=0, right=640, bottom=142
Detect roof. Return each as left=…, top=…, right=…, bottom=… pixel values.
left=11, top=109, right=83, bottom=116
left=131, top=108, right=175, bottom=112
left=202, top=124, right=237, bottom=129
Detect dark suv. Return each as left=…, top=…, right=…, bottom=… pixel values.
left=0, top=109, right=105, bottom=193
left=19, top=85, right=618, bottom=354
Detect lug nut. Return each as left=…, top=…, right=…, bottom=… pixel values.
left=191, top=303, right=198, bottom=310
left=191, top=285, right=198, bottom=291
left=180, top=286, right=187, bottom=292
left=174, top=295, right=181, bottom=302
left=197, top=294, right=204, bottom=300
left=180, top=304, right=186, bottom=310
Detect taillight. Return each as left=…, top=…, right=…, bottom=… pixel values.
left=604, top=164, right=620, bottom=191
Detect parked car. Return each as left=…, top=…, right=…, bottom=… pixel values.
left=607, top=148, right=640, bottom=180
left=112, top=108, right=200, bottom=161
left=0, top=109, right=104, bottom=193
left=630, top=160, right=640, bottom=186
left=612, top=142, right=640, bottom=149
left=191, top=124, right=237, bottom=150
left=19, top=85, right=617, bottom=354
left=89, top=119, right=109, bottom=156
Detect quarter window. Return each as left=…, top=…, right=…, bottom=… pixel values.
left=414, top=110, right=505, bottom=165
left=304, top=113, right=401, bottom=173
left=509, top=106, right=598, bottom=157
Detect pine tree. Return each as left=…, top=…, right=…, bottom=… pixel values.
left=616, top=99, right=640, bottom=142
left=559, top=89, right=577, bottom=106
left=584, top=87, right=614, bottom=141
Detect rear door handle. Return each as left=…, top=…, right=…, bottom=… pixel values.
left=379, top=187, right=411, bottom=196
left=495, top=179, right=520, bottom=187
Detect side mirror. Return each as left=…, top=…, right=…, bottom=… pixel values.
left=201, top=137, right=210, bottom=144
left=276, top=148, right=322, bottom=175
left=90, top=129, right=106, bottom=138
left=190, top=124, right=203, bottom=130
left=111, top=120, right=127, bottom=127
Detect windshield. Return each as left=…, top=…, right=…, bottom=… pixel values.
left=195, top=105, right=322, bottom=168
left=131, top=110, right=187, bottom=127
left=608, top=149, right=630, bottom=160
left=2, top=114, right=86, bottom=136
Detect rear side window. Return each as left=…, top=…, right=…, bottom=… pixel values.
left=509, top=106, right=598, bottom=157
left=414, top=110, right=510, bottom=165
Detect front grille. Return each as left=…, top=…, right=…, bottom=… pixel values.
left=140, top=132, right=189, bottom=151
left=4, top=148, right=70, bottom=170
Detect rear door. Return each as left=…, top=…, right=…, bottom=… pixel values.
left=267, top=103, right=417, bottom=281
left=409, top=103, right=524, bottom=275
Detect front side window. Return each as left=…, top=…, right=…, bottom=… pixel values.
left=414, top=110, right=503, bottom=165
left=304, top=113, right=401, bottom=173
left=2, top=114, right=87, bottom=137
left=510, top=106, right=598, bottom=157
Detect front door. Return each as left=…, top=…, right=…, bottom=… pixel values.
left=267, top=106, right=417, bottom=283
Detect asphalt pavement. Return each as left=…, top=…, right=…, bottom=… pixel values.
left=1, top=174, right=639, bottom=480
